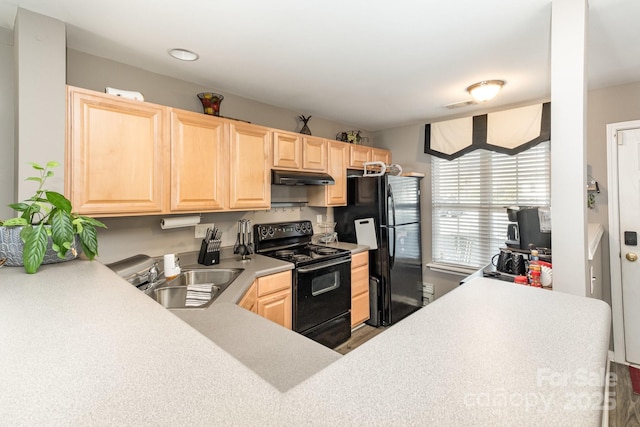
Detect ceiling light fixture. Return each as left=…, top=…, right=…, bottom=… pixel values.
left=168, top=48, right=199, bottom=61
left=466, top=80, right=505, bottom=102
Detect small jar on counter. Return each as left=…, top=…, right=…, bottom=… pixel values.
left=530, top=270, right=542, bottom=288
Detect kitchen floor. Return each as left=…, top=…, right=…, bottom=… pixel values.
left=334, top=324, right=387, bottom=355
left=609, top=362, right=640, bottom=427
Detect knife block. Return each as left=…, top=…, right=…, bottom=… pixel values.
left=197, top=239, right=220, bottom=266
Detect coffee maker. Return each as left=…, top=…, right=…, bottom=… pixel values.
left=504, top=206, right=552, bottom=254
left=505, top=207, right=520, bottom=249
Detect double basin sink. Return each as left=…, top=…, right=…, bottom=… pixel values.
left=149, top=268, right=243, bottom=309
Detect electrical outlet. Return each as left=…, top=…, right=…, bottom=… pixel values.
left=316, top=215, right=323, bottom=224
left=195, top=223, right=215, bottom=239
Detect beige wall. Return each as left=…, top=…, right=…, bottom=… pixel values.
left=15, top=9, right=66, bottom=201
left=0, top=27, right=14, bottom=220
left=373, top=81, right=640, bottom=302
left=66, top=49, right=372, bottom=143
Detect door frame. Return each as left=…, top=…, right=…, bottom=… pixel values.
left=606, top=119, right=640, bottom=365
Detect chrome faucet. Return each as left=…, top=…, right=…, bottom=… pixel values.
left=141, top=262, right=162, bottom=294
left=148, top=262, right=159, bottom=284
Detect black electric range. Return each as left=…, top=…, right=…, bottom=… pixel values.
left=254, top=220, right=352, bottom=348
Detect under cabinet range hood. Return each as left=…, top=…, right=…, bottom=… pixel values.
left=271, top=169, right=335, bottom=185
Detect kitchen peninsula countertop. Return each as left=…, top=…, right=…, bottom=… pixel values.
left=0, top=257, right=610, bottom=425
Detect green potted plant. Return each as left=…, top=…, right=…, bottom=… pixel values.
left=0, top=161, right=106, bottom=273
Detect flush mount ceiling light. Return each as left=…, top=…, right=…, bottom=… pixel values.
left=466, top=80, right=505, bottom=102
left=168, top=48, right=199, bottom=61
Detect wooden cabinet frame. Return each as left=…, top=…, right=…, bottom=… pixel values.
left=67, top=86, right=391, bottom=215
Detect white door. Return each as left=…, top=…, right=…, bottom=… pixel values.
left=616, top=127, right=640, bottom=365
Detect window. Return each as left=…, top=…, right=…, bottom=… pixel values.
left=431, top=141, right=550, bottom=269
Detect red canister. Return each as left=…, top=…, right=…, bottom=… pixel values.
left=514, top=275, right=529, bottom=285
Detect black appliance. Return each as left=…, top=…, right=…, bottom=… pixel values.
left=505, top=206, right=552, bottom=252
left=334, top=175, right=423, bottom=326
left=253, top=220, right=352, bottom=348
left=271, top=169, right=335, bottom=186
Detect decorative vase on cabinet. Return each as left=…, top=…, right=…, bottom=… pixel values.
left=197, top=92, right=224, bottom=116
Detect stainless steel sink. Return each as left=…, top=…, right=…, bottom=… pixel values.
left=150, top=268, right=243, bottom=309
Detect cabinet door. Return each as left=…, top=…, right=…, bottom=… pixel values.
left=308, top=140, right=348, bottom=206
left=273, top=131, right=301, bottom=169
left=302, top=136, right=327, bottom=171
left=256, top=289, right=292, bottom=329
left=351, top=251, right=370, bottom=328
left=349, top=145, right=372, bottom=169
left=351, top=292, right=370, bottom=328
left=325, top=141, right=348, bottom=205
left=257, top=270, right=292, bottom=296
left=239, top=280, right=258, bottom=313
left=170, top=109, right=227, bottom=211
left=67, top=86, right=168, bottom=215
left=351, top=262, right=370, bottom=295
left=229, top=122, right=271, bottom=210
left=255, top=271, right=292, bottom=328
left=371, top=148, right=391, bottom=165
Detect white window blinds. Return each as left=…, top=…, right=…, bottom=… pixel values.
left=431, top=141, right=550, bottom=268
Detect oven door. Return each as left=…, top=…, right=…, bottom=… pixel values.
left=294, top=256, right=351, bottom=333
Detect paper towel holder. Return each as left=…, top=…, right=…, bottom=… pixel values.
left=160, top=215, right=201, bottom=230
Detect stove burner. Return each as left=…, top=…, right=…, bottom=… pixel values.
left=254, top=222, right=351, bottom=267
left=314, top=247, right=338, bottom=255
left=275, top=250, right=294, bottom=258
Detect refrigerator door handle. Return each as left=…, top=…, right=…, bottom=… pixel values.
left=388, top=183, right=397, bottom=227
left=389, top=226, right=396, bottom=269
left=387, top=183, right=397, bottom=269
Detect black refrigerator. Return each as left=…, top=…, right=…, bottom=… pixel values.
left=334, top=174, right=423, bottom=326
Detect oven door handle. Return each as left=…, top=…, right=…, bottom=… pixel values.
left=296, top=258, right=351, bottom=273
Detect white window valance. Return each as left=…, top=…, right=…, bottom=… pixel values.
left=424, top=102, right=550, bottom=160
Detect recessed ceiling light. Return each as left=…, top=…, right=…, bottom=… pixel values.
left=466, top=80, right=505, bottom=102
left=168, top=48, right=199, bottom=61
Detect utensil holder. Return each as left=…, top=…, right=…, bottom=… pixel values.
left=197, top=239, right=220, bottom=266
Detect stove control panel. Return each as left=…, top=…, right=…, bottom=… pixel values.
left=255, top=221, right=313, bottom=241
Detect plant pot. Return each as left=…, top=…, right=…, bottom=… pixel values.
left=0, top=226, right=81, bottom=267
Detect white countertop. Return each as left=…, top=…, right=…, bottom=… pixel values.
left=0, top=257, right=610, bottom=426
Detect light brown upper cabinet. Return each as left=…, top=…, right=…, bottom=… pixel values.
left=272, top=131, right=302, bottom=169
left=229, top=122, right=272, bottom=210
left=348, top=145, right=372, bottom=169
left=67, top=85, right=390, bottom=215
left=301, top=136, right=327, bottom=172
left=348, top=145, right=392, bottom=170
left=371, top=147, right=391, bottom=165
left=272, top=131, right=327, bottom=172
left=170, top=110, right=228, bottom=212
left=66, top=86, right=169, bottom=216
left=308, top=140, right=349, bottom=207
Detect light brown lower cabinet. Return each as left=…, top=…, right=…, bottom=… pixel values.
left=351, top=251, right=370, bottom=328
left=238, top=270, right=292, bottom=329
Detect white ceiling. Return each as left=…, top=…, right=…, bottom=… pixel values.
left=1, top=0, right=639, bottom=131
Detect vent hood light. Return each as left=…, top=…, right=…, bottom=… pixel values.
left=168, top=48, right=199, bottom=61
left=271, top=169, right=335, bottom=186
